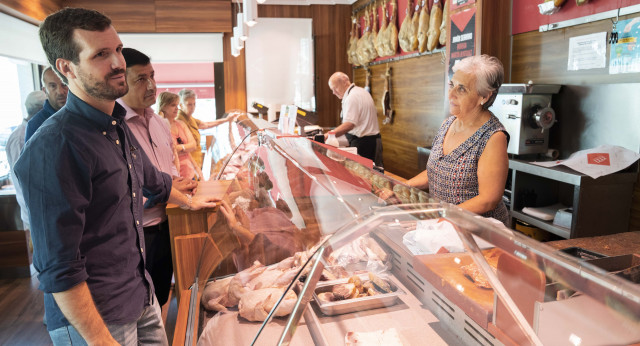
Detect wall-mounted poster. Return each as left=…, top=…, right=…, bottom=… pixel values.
left=450, top=0, right=476, bottom=11
left=609, top=17, right=640, bottom=74
left=448, top=7, right=476, bottom=79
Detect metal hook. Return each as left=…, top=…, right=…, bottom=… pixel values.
left=609, top=8, right=620, bottom=45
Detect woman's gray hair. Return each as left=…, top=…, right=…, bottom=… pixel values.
left=452, top=54, right=504, bottom=110
left=178, top=89, right=197, bottom=103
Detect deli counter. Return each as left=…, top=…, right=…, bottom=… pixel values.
left=169, top=115, right=640, bottom=346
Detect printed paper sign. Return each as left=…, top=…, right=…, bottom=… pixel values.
left=610, top=17, right=640, bottom=74
left=567, top=32, right=607, bottom=71
left=533, top=145, right=640, bottom=179
left=449, top=7, right=476, bottom=79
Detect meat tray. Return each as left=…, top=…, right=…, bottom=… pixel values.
left=312, top=275, right=404, bottom=316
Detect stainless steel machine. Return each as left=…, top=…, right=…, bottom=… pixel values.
left=489, top=83, right=561, bottom=155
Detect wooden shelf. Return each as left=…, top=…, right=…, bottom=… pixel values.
left=510, top=210, right=570, bottom=239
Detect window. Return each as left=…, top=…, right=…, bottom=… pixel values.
left=0, top=56, right=38, bottom=182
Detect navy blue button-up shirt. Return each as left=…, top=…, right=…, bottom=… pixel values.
left=14, top=91, right=173, bottom=331
left=25, top=98, right=57, bottom=143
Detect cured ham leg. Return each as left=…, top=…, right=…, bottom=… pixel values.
left=348, top=16, right=361, bottom=66
left=347, top=16, right=357, bottom=65
left=375, top=0, right=388, bottom=57
left=356, top=8, right=371, bottom=64
left=417, top=0, right=429, bottom=53
left=367, top=3, right=379, bottom=61
left=398, top=0, right=415, bottom=53
left=381, top=65, right=394, bottom=125
left=439, top=0, right=449, bottom=46
left=410, top=0, right=421, bottom=51
left=427, top=0, right=443, bottom=51
left=383, top=0, right=398, bottom=56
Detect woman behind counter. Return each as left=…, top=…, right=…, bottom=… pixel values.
left=157, top=91, right=203, bottom=180
left=177, top=89, right=235, bottom=169
left=407, top=54, right=510, bottom=225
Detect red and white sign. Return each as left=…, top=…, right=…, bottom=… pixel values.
left=587, top=153, right=611, bottom=166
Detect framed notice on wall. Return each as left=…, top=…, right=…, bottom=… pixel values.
left=448, top=7, right=476, bottom=79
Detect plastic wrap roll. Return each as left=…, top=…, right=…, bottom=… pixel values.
left=544, top=149, right=559, bottom=160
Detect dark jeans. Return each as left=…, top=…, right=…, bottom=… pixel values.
left=143, top=220, right=173, bottom=306
left=345, top=133, right=382, bottom=165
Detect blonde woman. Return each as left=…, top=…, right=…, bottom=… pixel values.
left=177, top=89, right=234, bottom=168
left=157, top=92, right=203, bottom=180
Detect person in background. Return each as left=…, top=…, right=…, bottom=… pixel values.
left=177, top=89, right=234, bottom=169
left=119, top=47, right=197, bottom=309
left=326, top=72, right=382, bottom=165
left=406, top=54, right=510, bottom=225
left=14, top=8, right=219, bottom=345
left=7, top=90, right=46, bottom=230
left=158, top=91, right=203, bottom=180
left=25, top=66, right=68, bottom=142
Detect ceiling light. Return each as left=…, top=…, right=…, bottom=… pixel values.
left=243, top=0, right=258, bottom=27
left=233, top=27, right=244, bottom=50
left=230, top=36, right=240, bottom=57
left=237, top=12, right=249, bottom=41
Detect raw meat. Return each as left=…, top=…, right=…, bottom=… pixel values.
left=202, top=276, right=233, bottom=312
left=238, top=288, right=297, bottom=322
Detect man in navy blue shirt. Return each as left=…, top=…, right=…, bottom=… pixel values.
left=14, top=8, right=220, bottom=345
left=25, top=66, right=68, bottom=143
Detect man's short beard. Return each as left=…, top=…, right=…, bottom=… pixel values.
left=79, top=69, right=129, bottom=101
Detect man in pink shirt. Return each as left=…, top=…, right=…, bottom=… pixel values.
left=118, top=47, right=195, bottom=308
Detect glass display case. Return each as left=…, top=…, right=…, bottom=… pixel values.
left=172, top=117, right=640, bottom=346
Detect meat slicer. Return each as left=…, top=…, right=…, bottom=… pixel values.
left=489, top=83, right=561, bottom=155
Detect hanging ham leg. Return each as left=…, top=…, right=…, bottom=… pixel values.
left=410, top=0, right=421, bottom=51
left=366, top=3, right=379, bottom=61
left=375, top=0, right=388, bottom=57
left=348, top=16, right=357, bottom=65
left=356, top=8, right=371, bottom=64
left=439, top=0, right=449, bottom=46
left=398, top=0, right=415, bottom=53
left=427, top=0, right=443, bottom=51
left=383, top=0, right=398, bottom=56
left=417, top=0, right=429, bottom=53
left=382, top=65, right=394, bottom=125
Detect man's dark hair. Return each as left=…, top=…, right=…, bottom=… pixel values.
left=122, top=48, right=151, bottom=69
left=39, top=8, right=112, bottom=85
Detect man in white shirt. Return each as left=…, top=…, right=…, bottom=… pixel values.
left=327, top=72, right=382, bottom=165
left=7, top=90, right=46, bottom=230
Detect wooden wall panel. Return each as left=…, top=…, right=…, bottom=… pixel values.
left=353, top=54, right=446, bottom=178
left=63, top=0, right=231, bottom=33
left=511, top=14, right=640, bottom=84
left=155, top=0, right=231, bottom=33
left=64, top=0, right=156, bottom=32
left=479, top=0, right=511, bottom=82
left=258, top=4, right=351, bottom=128
left=0, top=0, right=62, bottom=23
left=223, top=31, right=247, bottom=111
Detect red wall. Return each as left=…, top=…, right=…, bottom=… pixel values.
left=513, top=0, right=640, bottom=35
left=153, top=62, right=215, bottom=98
